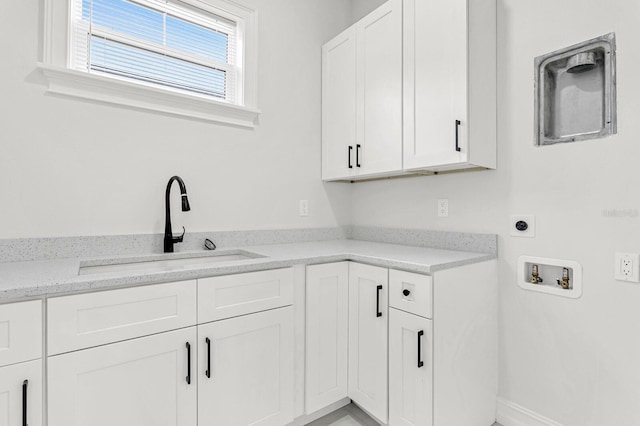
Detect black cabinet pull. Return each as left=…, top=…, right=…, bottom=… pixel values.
left=22, top=380, right=28, bottom=426
left=348, top=146, right=353, bottom=169
left=356, top=144, right=362, bottom=168
left=185, top=342, right=192, bottom=385
left=402, top=289, right=411, bottom=296
left=455, top=120, right=461, bottom=152
left=376, top=285, right=383, bottom=317
left=205, top=337, right=211, bottom=379
left=417, top=330, right=424, bottom=368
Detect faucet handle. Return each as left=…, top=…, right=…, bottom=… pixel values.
left=173, top=226, right=186, bottom=243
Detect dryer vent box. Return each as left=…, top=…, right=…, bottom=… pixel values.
left=534, top=33, right=617, bottom=146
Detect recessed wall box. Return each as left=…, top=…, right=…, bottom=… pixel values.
left=534, top=33, right=617, bottom=146
left=517, top=256, right=583, bottom=299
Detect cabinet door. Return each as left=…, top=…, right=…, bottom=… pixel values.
left=356, top=0, right=403, bottom=176
left=0, top=360, right=42, bottom=426
left=322, top=26, right=357, bottom=180
left=198, top=307, right=294, bottom=426
left=348, top=262, right=388, bottom=424
left=389, top=308, right=433, bottom=426
left=403, top=0, right=468, bottom=169
left=48, top=328, right=197, bottom=426
left=305, top=262, right=349, bottom=414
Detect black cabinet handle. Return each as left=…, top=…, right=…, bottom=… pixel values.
left=417, top=330, right=424, bottom=368
left=356, top=144, right=361, bottom=168
left=455, top=120, right=461, bottom=152
left=402, top=289, right=411, bottom=296
left=22, top=380, right=28, bottom=426
left=205, top=337, right=211, bottom=379
left=186, top=342, right=192, bottom=384
left=376, top=285, right=383, bottom=317
left=348, top=146, right=353, bottom=169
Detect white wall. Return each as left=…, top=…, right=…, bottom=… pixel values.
left=350, top=0, right=385, bottom=21
left=349, top=0, right=640, bottom=424
left=0, top=0, right=353, bottom=238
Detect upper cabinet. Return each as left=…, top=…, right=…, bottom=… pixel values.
left=403, top=0, right=497, bottom=171
left=322, top=0, right=403, bottom=181
left=322, top=0, right=496, bottom=181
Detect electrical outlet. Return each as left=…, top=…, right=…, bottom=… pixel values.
left=437, top=199, right=449, bottom=217
left=615, top=253, right=640, bottom=282
left=510, top=215, right=536, bottom=237
left=299, top=200, right=309, bottom=217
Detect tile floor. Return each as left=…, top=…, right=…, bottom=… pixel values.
left=308, top=404, right=503, bottom=426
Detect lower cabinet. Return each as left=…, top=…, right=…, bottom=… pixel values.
left=197, top=307, right=294, bottom=426
left=306, top=261, right=497, bottom=426
left=0, top=359, right=42, bottom=426
left=389, top=308, right=433, bottom=426
left=348, top=262, right=389, bottom=424
left=305, top=262, right=349, bottom=414
left=48, top=327, right=197, bottom=426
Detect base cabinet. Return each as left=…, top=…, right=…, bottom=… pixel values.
left=197, top=307, right=294, bottom=426
left=305, top=262, right=349, bottom=414
left=389, top=308, right=433, bottom=426
left=0, top=360, right=42, bottom=426
left=48, top=327, right=197, bottom=426
left=348, top=263, right=389, bottom=424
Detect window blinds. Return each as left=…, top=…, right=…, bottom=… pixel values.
left=71, top=0, right=239, bottom=101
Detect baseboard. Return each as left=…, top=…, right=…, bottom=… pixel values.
left=496, top=398, right=564, bottom=426
left=285, top=398, right=351, bottom=426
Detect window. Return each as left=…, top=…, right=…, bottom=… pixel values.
left=40, top=0, right=258, bottom=126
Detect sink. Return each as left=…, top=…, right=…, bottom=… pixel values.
left=78, top=250, right=264, bottom=275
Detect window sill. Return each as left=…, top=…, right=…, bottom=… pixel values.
left=36, top=63, right=260, bottom=128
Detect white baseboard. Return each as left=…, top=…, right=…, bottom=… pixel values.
left=496, top=398, right=564, bottom=426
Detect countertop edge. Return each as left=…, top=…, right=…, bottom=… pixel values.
left=0, top=250, right=497, bottom=302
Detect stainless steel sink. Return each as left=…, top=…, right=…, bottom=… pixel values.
left=78, top=250, right=263, bottom=275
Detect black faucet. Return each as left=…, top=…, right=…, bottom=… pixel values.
left=164, top=176, right=191, bottom=253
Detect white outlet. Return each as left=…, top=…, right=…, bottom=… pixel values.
left=299, top=200, right=309, bottom=217
left=615, top=253, right=640, bottom=282
left=437, top=199, right=449, bottom=217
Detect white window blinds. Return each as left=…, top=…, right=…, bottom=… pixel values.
left=71, top=0, right=241, bottom=102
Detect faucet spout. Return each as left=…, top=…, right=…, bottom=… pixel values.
left=164, top=176, right=191, bottom=253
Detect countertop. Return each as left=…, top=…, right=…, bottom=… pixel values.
left=0, top=239, right=496, bottom=301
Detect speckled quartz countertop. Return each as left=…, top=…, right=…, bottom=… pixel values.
left=0, top=239, right=495, bottom=301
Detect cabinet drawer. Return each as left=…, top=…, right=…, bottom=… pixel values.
left=48, top=281, right=197, bottom=355
left=389, top=270, right=432, bottom=319
left=0, top=300, right=42, bottom=367
left=198, top=268, right=294, bottom=323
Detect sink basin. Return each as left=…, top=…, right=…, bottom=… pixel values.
left=78, top=250, right=264, bottom=275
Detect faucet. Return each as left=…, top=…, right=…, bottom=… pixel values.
left=164, top=176, right=191, bottom=253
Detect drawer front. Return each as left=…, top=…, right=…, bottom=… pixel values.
left=389, top=270, right=432, bottom=319
left=198, top=268, right=294, bottom=323
left=0, top=301, right=42, bottom=367
left=48, top=281, right=197, bottom=355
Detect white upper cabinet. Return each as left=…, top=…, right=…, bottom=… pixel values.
left=322, top=26, right=357, bottom=181
left=356, top=0, right=403, bottom=177
left=322, top=0, right=496, bottom=180
left=403, top=0, right=497, bottom=171
left=322, top=0, right=402, bottom=181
